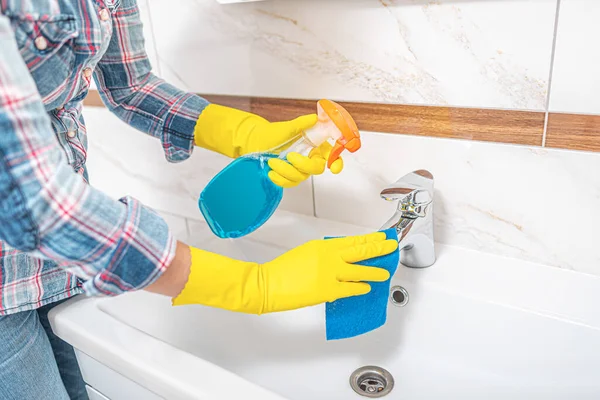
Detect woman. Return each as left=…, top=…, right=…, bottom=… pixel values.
left=0, top=1, right=397, bottom=398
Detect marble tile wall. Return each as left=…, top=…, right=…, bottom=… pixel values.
left=85, top=105, right=600, bottom=276
left=541, top=1, right=600, bottom=154
left=149, top=0, right=557, bottom=110
left=313, top=132, right=600, bottom=276
left=549, top=0, right=600, bottom=114
left=81, top=0, right=600, bottom=277
left=82, top=107, right=314, bottom=219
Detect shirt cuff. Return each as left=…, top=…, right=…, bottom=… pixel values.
left=162, top=92, right=209, bottom=163
left=81, top=196, right=177, bottom=297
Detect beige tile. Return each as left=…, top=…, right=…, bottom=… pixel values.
left=83, top=107, right=314, bottom=220
left=549, top=0, right=600, bottom=113
left=314, top=131, right=600, bottom=275
left=151, top=0, right=557, bottom=109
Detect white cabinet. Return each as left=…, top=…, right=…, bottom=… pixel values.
left=86, top=386, right=110, bottom=400
left=76, top=350, right=164, bottom=400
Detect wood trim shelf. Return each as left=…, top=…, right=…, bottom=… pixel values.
left=84, top=90, right=544, bottom=146
left=546, top=113, right=600, bottom=152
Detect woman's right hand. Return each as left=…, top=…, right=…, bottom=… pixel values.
left=165, top=232, right=398, bottom=314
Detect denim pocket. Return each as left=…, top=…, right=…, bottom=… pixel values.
left=6, top=13, right=78, bottom=103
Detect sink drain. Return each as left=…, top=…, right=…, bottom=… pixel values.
left=390, top=286, right=409, bottom=307
left=349, top=366, right=394, bottom=398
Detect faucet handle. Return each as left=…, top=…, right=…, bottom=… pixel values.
left=380, top=170, right=434, bottom=205
left=379, top=170, right=436, bottom=268
left=381, top=186, right=433, bottom=205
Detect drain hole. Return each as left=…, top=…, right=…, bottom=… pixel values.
left=390, top=286, right=409, bottom=307
left=392, top=290, right=405, bottom=304
left=350, top=366, right=394, bottom=398
left=359, top=378, right=385, bottom=393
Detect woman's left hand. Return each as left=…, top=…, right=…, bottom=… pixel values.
left=267, top=142, right=343, bottom=188
left=193, top=104, right=344, bottom=188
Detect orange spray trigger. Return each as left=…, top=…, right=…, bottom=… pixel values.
left=316, top=99, right=361, bottom=169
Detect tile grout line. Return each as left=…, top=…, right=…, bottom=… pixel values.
left=542, top=0, right=562, bottom=147
left=311, top=176, right=317, bottom=218
left=184, top=218, right=191, bottom=242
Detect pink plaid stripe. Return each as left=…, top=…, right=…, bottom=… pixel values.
left=0, top=0, right=207, bottom=315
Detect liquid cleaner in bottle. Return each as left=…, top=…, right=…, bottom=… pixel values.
left=199, top=99, right=361, bottom=239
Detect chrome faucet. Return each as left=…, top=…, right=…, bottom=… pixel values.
left=379, top=170, right=436, bottom=268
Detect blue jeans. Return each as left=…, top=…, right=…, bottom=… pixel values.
left=0, top=298, right=88, bottom=400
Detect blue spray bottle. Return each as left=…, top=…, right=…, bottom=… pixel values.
left=198, top=99, right=361, bottom=239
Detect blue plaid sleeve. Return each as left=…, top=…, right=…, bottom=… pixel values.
left=93, top=0, right=209, bottom=163
left=0, top=15, right=176, bottom=297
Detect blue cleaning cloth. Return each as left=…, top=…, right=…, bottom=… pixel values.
left=325, top=229, right=400, bottom=340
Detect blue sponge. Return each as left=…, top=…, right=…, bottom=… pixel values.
left=325, top=229, right=400, bottom=341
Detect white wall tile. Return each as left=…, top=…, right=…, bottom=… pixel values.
left=83, top=107, right=314, bottom=221
left=185, top=209, right=373, bottom=263
left=314, top=132, right=600, bottom=276
left=549, top=0, right=600, bottom=114
left=156, top=211, right=189, bottom=241
left=150, top=0, right=556, bottom=110
left=138, top=0, right=161, bottom=76
left=186, top=219, right=257, bottom=260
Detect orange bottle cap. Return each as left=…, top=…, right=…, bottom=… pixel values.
left=318, top=99, right=361, bottom=168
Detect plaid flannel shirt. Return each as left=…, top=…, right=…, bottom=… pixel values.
left=0, top=0, right=208, bottom=315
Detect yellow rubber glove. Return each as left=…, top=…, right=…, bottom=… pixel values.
left=193, top=104, right=344, bottom=188
left=266, top=143, right=343, bottom=188
left=172, top=232, right=398, bottom=314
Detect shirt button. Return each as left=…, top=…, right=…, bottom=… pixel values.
left=99, top=9, right=110, bottom=21
left=67, top=131, right=76, bottom=139
left=83, top=68, right=93, bottom=78
left=34, top=36, right=48, bottom=51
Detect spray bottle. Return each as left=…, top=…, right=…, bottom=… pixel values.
left=199, top=99, right=361, bottom=239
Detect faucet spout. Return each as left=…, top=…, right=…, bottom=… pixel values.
left=379, top=170, right=436, bottom=268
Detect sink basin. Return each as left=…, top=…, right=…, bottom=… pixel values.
left=50, top=211, right=600, bottom=400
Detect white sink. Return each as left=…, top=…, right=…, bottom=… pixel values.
left=50, top=211, right=600, bottom=400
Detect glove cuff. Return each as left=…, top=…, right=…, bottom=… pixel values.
left=193, top=104, right=261, bottom=158
left=171, top=246, right=264, bottom=314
